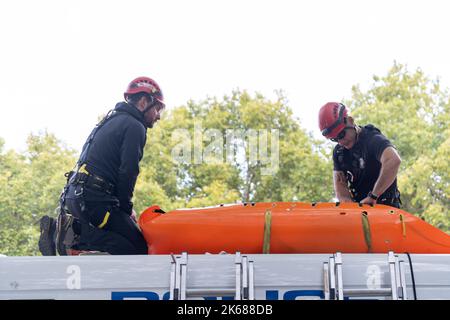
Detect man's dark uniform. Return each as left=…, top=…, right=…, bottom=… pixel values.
left=333, top=124, right=401, bottom=208
left=62, top=101, right=148, bottom=254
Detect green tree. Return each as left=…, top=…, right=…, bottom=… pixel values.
left=136, top=90, right=333, bottom=213
left=347, top=62, right=449, bottom=232
left=0, top=131, right=76, bottom=255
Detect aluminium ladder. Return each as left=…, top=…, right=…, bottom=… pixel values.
left=169, top=252, right=255, bottom=300
left=323, top=251, right=408, bottom=300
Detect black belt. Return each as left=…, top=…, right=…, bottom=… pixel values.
left=69, top=172, right=115, bottom=195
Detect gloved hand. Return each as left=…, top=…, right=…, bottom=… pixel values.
left=145, top=205, right=166, bottom=214
left=130, top=209, right=137, bottom=223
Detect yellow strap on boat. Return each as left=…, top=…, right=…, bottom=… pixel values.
left=98, top=211, right=110, bottom=229
left=399, top=214, right=406, bottom=237
left=263, top=209, right=272, bottom=254
left=361, top=212, right=372, bottom=253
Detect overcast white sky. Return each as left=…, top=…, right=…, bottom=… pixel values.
left=1, top=0, right=449, bottom=153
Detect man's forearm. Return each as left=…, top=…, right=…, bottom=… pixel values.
left=372, top=157, right=401, bottom=196
left=333, top=171, right=353, bottom=202
left=335, top=187, right=353, bottom=202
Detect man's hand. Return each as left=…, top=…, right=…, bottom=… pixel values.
left=360, top=196, right=377, bottom=206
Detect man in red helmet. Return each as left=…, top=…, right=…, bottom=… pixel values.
left=318, top=102, right=402, bottom=208
left=38, top=77, right=165, bottom=256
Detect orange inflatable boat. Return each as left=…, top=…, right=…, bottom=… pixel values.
left=138, top=202, right=450, bottom=254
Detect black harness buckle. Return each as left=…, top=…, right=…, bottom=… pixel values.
left=70, top=172, right=115, bottom=195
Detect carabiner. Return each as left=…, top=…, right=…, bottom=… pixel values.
left=74, top=186, right=84, bottom=196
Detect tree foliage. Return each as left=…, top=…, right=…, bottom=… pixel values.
left=0, top=63, right=448, bottom=256
left=132, top=90, right=333, bottom=215
left=0, top=131, right=77, bottom=255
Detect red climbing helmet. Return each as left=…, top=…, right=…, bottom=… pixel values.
left=318, top=102, right=348, bottom=139
left=124, top=76, right=165, bottom=105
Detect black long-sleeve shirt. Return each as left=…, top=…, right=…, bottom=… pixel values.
left=81, top=102, right=147, bottom=214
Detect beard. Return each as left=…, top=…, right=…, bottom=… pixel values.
left=145, top=119, right=154, bottom=128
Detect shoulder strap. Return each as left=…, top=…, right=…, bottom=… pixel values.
left=76, top=110, right=124, bottom=168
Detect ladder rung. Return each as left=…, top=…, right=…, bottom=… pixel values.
left=344, top=288, right=392, bottom=297
left=170, top=252, right=255, bottom=300
left=187, top=288, right=236, bottom=297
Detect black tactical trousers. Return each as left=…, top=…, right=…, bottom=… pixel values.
left=63, top=184, right=148, bottom=255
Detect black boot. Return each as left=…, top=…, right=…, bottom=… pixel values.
left=55, top=213, right=80, bottom=256
left=38, top=215, right=56, bottom=256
